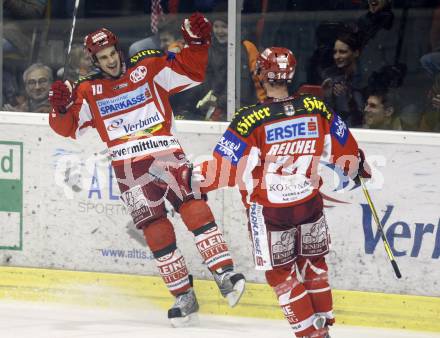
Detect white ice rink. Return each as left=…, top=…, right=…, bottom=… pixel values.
left=1, top=301, right=439, bottom=338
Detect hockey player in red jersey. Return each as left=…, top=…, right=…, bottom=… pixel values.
left=193, top=47, right=371, bottom=337
left=47, top=13, right=245, bottom=327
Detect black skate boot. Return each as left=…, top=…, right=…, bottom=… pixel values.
left=212, top=266, right=246, bottom=307
left=167, top=276, right=199, bottom=328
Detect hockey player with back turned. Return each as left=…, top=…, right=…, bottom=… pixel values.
left=193, top=48, right=371, bottom=337
left=47, top=13, right=245, bottom=327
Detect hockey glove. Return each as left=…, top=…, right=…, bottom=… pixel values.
left=176, top=162, right=193, bottom=193
left=181, top=12, right=212, bottom=45
left=354, top=148, right=372, bottom=184
left=49, top=80, right=73, bottom=114
left=176, top=162, right=208, bottom=200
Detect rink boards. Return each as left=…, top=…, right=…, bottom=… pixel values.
left=0, top=112, right=439, bottom=332
left=1, top=266, right=440, bottom=333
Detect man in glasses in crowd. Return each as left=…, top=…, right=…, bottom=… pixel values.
left=3, top=62, right=53, bottom=113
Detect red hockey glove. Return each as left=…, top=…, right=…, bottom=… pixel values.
left=49, top=80, right=73, bottom=114
left=354, top=148, right=372, bottom=183
left=175, top=162, right=193, bottom=193
left=358, top=148, right=371, bottom=178
left=176, top=162, right=208, bottom=200
left=181, top=12, right=212, bottom=45
left=152, top=160, right=207, bottom=200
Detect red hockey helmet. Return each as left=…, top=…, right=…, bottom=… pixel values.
left=255, top=47, right=296, bottom=83
left=84, top=28, right=119, bottom=56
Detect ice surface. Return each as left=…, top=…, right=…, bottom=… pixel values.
left=0, top=301, right=439, bottom=338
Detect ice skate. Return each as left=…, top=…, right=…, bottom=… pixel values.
left=213, top=267, right=246, bottom=307
left=313, top=315, right=331, bottom=338
left=168, top=287, right=199, bottom=328
left=301, top=315, right=331, bottom=338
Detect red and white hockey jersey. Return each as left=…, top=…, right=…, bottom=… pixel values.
left=198, top=95, right=360, bottom=208
left=49, top=45, right=208, bottom=163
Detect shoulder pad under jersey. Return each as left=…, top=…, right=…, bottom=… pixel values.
left=296, top=94, right=333, bottom=121
left=230, top=103, right=280, bottom=138
left=76, top=71, right=103, bottom=85
left=129, top=49, right=165, bottom=65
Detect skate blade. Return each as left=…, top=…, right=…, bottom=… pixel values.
left=226, top=278, right=246, bottom=307
left=170, top=313, right=199, bottom=328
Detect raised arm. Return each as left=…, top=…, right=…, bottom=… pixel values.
left=48, top=80, right=94, bottom=139
left=151, top=13, right=212, bottom=95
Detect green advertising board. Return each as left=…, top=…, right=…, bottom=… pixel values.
left=0, top=141, right=23, bottom=250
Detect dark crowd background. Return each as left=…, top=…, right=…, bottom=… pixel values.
left=2, top=0, right=440, bottom=132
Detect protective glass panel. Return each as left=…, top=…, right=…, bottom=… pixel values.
left=238, top=1, right=439, bottom=132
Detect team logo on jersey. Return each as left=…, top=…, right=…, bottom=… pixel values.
left=96, top=83, right=151, bottom=116
left=214, top=130, right=246, bottom=166
left=265, top=116, right=319, bottom=144
left=106, top=118, right=124, bottom=131
left=130, top=65, right=147, bottom=83
left=330, top=114, right=348, bottom=145
left=283, top=103, right=295, bottom=116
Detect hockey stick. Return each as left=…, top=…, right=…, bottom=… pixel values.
left=358, top=176, right=402, bottom=279
left=62, top=0, right=81, bottom=81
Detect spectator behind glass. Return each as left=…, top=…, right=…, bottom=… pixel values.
left=321, top=31, right=365, bottom=127
left=357, top=0, right=394, bottom=48
left=363, top=89, right=402, bottom=130
left=3, top=0, right=47, bottom=56
left=56, top=44, right=94, bottom=82
left=127, top=1, right=181, bottom=57
left=3, top=63, right=53, bottom=114
left=196, top=11, right=228, bottom=121
left=128, top=15, right=185, bottom=57
left=420, top=73, right=440, bottom=132
left=154, top=17, right=203, bottom=120
left=157, top=18, right=184, bottom=52
left=420, top=2, right=440, bottom=77
left=2, top=0, right=48, bottom=106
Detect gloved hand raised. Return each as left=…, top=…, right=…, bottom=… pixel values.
left=48, top=80, right=73, bottom=114
left=181, top=12, right=212, bottom=45
left=354, top=148, right=372, bottom=184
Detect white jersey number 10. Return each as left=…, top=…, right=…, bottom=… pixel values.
left=92, top=84, right=103, bottom=96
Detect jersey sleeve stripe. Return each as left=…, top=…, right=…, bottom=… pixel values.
left=321, top=134, right=332, bottom=163
left=75, top=99, right=94, bottom=138
left=242, top=146, right=260, bottom=205
left=154, top=66, right=201, bottom=93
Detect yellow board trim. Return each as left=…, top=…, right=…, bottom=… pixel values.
left=1, top=267, right=439, bottom=332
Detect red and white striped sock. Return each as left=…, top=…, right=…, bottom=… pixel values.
left=155, top=248, right=191, bottom=296
left=194, top=223, right=233, bottom=272
left=274, top=276, right=318, bottom=337
left=298, top=257, right=335, bottom=326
